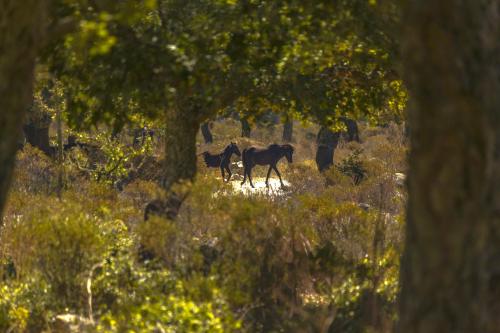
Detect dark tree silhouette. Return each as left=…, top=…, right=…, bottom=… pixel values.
left=241, top=118, right=251, bottom=138
left=201, top=122, right=213, bottom=144
left=282, top=118, right=293, bottom=143
left=315, top=127, right=340, bottom=172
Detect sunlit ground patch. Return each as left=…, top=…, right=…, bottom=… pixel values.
left=229, top=177, right=291, bottom=197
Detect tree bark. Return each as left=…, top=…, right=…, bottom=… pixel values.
left=398, top=1, right=500, bottom=332
left=0, top=0, right=48, bottom=222
left=144, top=107, right=200, bottom=221
left=282, top=117, right=293, bottom=142
left=315, top=126, right=340, bottom=172
left=162, top=108, right=200, bottom=192
left=201, top=121, right=213, bottom=144
left=241, top=118, right=251, bottom=138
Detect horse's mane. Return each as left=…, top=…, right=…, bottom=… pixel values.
left=267, top=143, right=294, bottom=152
left=222, top=144, right=233, bottom=154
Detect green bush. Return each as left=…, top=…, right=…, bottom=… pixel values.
left=0, top=280, right=51, bottom=332
left=94, top=257, right=240, bottom=332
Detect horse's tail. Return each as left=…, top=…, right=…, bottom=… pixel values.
left=241, top=148, right=249, bottom=168
left=201, top=151, right=211, bottom=167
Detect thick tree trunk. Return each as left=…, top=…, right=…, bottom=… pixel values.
left=398, top=1, right=500, bottom=332
left=241, top=118, right=251, bottom=138
left=282, top=118, right=293, bottom=142
left=162, top=109, right=199, bottom=192
left=143, top=108, right=200, bottom=221
left=315, top=126, right=340, bottom=172
left=0, top=1, right=48, bottom=221
left=201, top=122, right=213, bottom=144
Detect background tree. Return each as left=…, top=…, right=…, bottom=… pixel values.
left=201, top=122, right=213, bottom=144
left=398, top=0, right=500, bottom=332
left=282, top=115, right=293, bottom=143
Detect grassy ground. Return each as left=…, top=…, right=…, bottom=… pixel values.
left=0, top=119, right=407, bottom=332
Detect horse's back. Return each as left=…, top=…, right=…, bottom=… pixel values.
left=202, top=152, right=221, bottom=168
left=243, top=145, right=278, bottom=165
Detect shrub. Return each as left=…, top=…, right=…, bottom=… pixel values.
left=93, top=255, right=240, bottom=333
left=0, top=200, right=127, bottom=311
left=337, top=149, right=368, bottom=185
left=0, top=280, right=51, bottom=332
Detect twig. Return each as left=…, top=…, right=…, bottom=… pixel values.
left=87, top=262, right=104, bottom=324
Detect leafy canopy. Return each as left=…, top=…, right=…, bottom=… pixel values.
left=45, top=0, right=406, bottom=131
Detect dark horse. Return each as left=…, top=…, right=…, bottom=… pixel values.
left=202, top=142, right=241, bottom=182
left=241, top=144, right=294, bottom=188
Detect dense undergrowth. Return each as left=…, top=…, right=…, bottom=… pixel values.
left=0, top=121, right=406, bottom=332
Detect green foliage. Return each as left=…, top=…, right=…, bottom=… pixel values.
left=45, top=0, right=406, bottom=133
left=337, top=148, right=368, bottom=185
left=0, top=186, right=239, bottom=332
left=1, top=196, right=129, bottom=310
left=67, top=129, right=154, bottom=185
left=93, top=256, right=240, bottom=332
left=0, top=280, right=51, bottom=332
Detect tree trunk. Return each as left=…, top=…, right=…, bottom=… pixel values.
left=339, top=117, right=360, bottom=143
left=282, top=117, right=293, bottom=142
left=315, top=126, right=340, bottom=172
left=23, top=112, right=52, bottom=154
left=23, top=92, right=53, bottom=154
left=201, top=122, right=213, bottom=144
left=241, top=118, right=251, bottom=138
left=398, top=1, right=500, bottom=332
left=56, top=106, right=64, bottom=198
left=162, top=108, right=200, bottom=192
left=143, top=108, right=200, bottom=221
left=0, top=1, right=48, bottom=221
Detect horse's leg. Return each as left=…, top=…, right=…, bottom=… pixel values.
left=220, top=166, right=225, bottom=181
left=248, top=167, right=255, bottom=188
left=265, top=165, right=273, bottom=187
left=226, top=166, right=232, bottom=182
left=273, top=165, right=285, bottom=187
left=241, top=166, right=247, bottom=185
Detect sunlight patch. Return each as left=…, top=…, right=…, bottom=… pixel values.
left=229, top=177, right=291, bottom=197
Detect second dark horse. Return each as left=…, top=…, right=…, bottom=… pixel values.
left=202, top=142, right=241, bottom=182
left=241, top=144, right=294, bottom=188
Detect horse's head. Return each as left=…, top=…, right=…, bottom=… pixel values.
left=283, top=144, right=294, bottom=163
left=230, top=142, right=241, bottom=157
